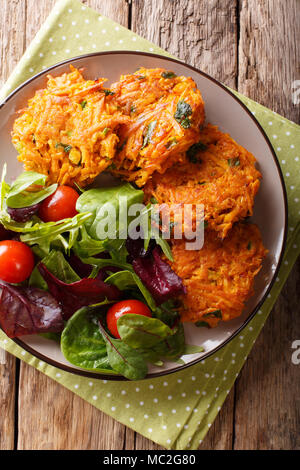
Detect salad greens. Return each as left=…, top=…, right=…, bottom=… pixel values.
left=0, top=165, right=205, bottom=380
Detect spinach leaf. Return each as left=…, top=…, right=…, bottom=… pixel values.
left=174, top=100, right=192, bottom=128
left=6, top=171, right=57, bottom=209
left=98, top=321, right=148, bottom=380
left=76, top=183, right=144, bottom=240
left=105, top=270, right=156, bottom=310
left=117, top=313, right=174, bottom=349
left=141, top=120, right=157, bottom=150
left=61, top=305, right=116, bottom=373
left=195, top=320, right=210, bottom=328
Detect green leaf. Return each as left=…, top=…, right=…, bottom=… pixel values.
left=98, top=321, right=148, bottom=380
left=183, top=344, right=204, bottom=355
left=105, top=270, right=156, bottom=310
left=141, top=120, right=157, bottom=150
left=19, top=212, right=92, bottom=254
left=61, top=304, right=117, bottom=374
left=6, top=171, right=57, bottom=209
left=117, top=314, right=174, bottom=349
left=29, top=250, right=80, bottom=289
left=80, top=100, right=87, bottom=109
left=76, top=183, right=144, bottom=240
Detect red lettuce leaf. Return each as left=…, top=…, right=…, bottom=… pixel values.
left=0, top=224, right=14, bottom=241
left=38, top=263, right=121, bottom=319
left=0, top=281, right=64, bottom=338
left=132, top=246, right=186, bottom=305
left=7, top=202, right=41, bottom=222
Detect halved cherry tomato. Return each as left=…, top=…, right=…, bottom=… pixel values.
left=0, top=240, right=34, bottom=283
left=106, top=299, right=152, bottom=338
left=39, top=186, right=79, bottom=222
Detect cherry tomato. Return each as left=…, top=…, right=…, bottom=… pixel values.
left=0, top=240, right=35, bottom=284
left=39, top=186, right=79, bottom=222
left=106, top=299, right=152, bottom=338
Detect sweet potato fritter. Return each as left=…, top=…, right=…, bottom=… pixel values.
left=109, top=67, right=205, bottom=187
left=144, top=124, right=261, bottom=239
left=169, top=223, right=267, bottom=327
left=12, top=66, right=130, bottom=187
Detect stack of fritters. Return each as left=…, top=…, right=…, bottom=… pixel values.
left=12, top=66, right=266, bottom=327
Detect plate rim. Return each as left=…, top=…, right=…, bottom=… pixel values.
left=0, top=50, right=288, bottom=381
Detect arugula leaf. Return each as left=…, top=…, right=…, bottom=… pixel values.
left=141, top=120, right=157, bottom=150
left=117, top=313, right=174, bottom=349
left=5, top=171, right=57, bottom=209
left=19, top=212, right=92, bottom=255
left=174, top=100, right=192, bottom=128
left=98, top=321, right=148, bottom=380
left=61, top=305, right=117, bottom=373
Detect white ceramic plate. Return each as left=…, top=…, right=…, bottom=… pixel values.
left=0, top=52, right=287, bottom=380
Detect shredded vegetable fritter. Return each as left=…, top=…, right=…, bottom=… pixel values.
left=144, top=124, right=261, bottom=238
left=169, top=223, right=267, bottom=327
left=110, top=67, right=205, bottom=186
left=12, top=66, right=130, bottom=187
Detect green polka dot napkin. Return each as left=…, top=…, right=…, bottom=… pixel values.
left=0, top=0, right=299, bottom=450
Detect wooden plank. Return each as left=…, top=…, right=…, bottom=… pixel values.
left=235, top=0, right=300, bottom=449
left=234, top=263, right=300, bottom=450
left=131, top=0, right=238, bottom=87
left=18, top=365, right=126, bottom=450
left=17, top=0, right=130, bottom=451
left=0, top=0, right=27, bottom=450
left=238, top=0, right=300, bottom=122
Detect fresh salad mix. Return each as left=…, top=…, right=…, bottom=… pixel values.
left=0, top=165, right=203, bottom=380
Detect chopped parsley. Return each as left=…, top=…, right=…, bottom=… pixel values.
left=130, top=105, right=136, bottom=113
left=203, top=310, right=222, bottom=319
left=80, top=100, right=87, bottom=109
left=161, top=71, right=177, bottom=79
left=103, top=89, right=115, bottom=96
left=247, top=241, right=252, bottom=250
left=228, top=157, right=240, bottom=167
left=102, top=127, right=110, bottom=137
left=150, top=196, right=158, bottom=204
left=141, top=120, right=157, bottom=150
left=187, top=141, right=207, bottom=163
left=55, top=143, right=72, bottom=153
left=174, top=100, right=192, bottom=128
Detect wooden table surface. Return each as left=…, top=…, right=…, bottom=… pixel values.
left=0, top=0, right=299, bottom=451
